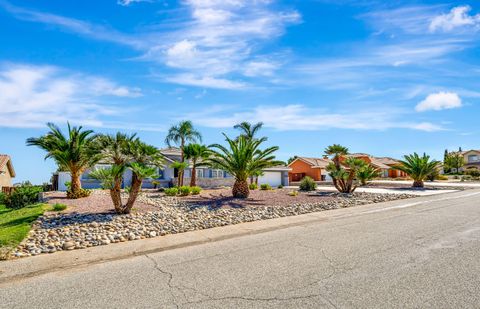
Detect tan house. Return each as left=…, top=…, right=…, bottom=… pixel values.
left=461, top=150, right=480, bottom=170
left=0, top=155, right=16, bottom=189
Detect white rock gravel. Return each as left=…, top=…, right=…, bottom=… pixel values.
left=12, top=192, right=414, bottom=258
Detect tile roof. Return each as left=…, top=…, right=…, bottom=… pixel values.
left=292, top=157, right=331, bottom=168
left=0, top=155, right=15, bottom=177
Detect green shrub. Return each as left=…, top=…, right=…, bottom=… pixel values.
left=466, top=169, right=480, bottom=178
left=66, top=188, right=91, bottom=199
left=299, top=176, right=317, bottom=191
left=4, top=185, right=43, bottom=209
left=249, top=183, right=258, bottom=190
left=164, top=187, right=178, bottom=196
left=289, top=190, right=298, bottom=196
left=52, top=203, right=67, bottom=211
left=461, top=175, right=472, bottom=182
left=260, top=184, right=272, bottom=190
left=0, top=192, right=5, bottom=205
left=190, top=186, right=202, bottom=195
left=436, top=175, right=449, bottom=180
left=179, top=186, right=191, bottom=196
left=277, top=184, right=284, bottom=189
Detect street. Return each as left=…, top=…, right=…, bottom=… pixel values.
left=2, top=190, right=480, bottom=308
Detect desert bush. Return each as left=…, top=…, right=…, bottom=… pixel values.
left=0, top=192, right=5, bottom=205
left=249, top=183, right=258, bottom=190
left=260, top=184, right=272, bottom=190
left=299, top=176, right=317, bottom=191
left=179, top=186, right=191, bottom=196
left=190, top=186, right=202, bottom=195
left=277, top=184, right=284, bottom=189
left=461, top=175, right=472, bottom=182
left=164, top=187, right=178, bottom=196
left=288, top=190, right=298, bottom=196
left=66, top=188, right=91, bottom=199
left=466, top=169, right=480, bottom=178
left=4, top=185, right=43, bottom=209
left=52, top=203, right=67, bottom=211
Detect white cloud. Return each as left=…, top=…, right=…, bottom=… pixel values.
left=0, top=63, right=141, bottom=128
left=165, top=74, right=246, bottom=89
left=415, top=91, right=463, bottom=112
left=430, top=6, right=480, bottom=33
left=185, top=104, right=445, bottom=132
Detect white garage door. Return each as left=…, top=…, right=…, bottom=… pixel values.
left=258, top=172, right=282, bottom=187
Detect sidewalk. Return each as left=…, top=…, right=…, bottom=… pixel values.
left=2, top=189, right=479, bottom=284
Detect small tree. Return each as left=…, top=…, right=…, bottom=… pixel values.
left=170, top=162, right=189, bottom=186
left=395, top=153, right=440, bottom=188
left=445, top=152, right=465, bottom=174
left=326, top=157, right=366, bottom=193
left=357, top=165, right=380, bottom=186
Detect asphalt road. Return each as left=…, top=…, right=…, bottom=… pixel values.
left=2, top=190, right=480, bottom=308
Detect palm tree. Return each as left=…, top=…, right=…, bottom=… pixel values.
left=206, top=134, right=280, bottom=198
left=165, top=121, right=202, bottom=187
left=26, top=123, right=100, bottom=198
left=90, top=138, right=163, bottom=214
left=170, top=161, right=189, bottom=186
left=234, top=122, right=264, bottom=140
left=357, top=165, right=380, bottom=186
left=183, top=143, right=210, bottom=187
left=395, top=153, right=440, bottom=188
left=324, top=144, right=349, bottom=168
left=93, top=133, right=137, bottom=211
left=326, top=157, right=367, bottom=193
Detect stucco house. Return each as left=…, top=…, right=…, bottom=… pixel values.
left=56, top=147, right=290, bottom=191
left=461, top=149, right=480, bottom=171
left=288, top=154, right=406, bottom=182
left=0, top=155, right=16, bottom=190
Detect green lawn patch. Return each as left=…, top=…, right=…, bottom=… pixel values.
left=0, top=203, right=50, bottom=259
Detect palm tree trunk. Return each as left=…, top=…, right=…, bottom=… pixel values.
left=232, top=179, right=249, bottom=198
left=69, top=169, right=82, bottom=198
left=110, top=176, right=123, bottom=214
left=190, top=163, right=196, bottom=187
left=179, top=139, right=185, bottom=187
left=413, top=180, right=424, bottom=188
left=124, top=173, right=143, bottom=213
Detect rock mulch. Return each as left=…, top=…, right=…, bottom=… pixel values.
left=12, top=190, right=415, bottom=258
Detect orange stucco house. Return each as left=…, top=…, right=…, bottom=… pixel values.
left=288, top=157, right=331, bottom=182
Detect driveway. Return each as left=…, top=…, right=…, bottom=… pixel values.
left=2, top=190, right=480, bottom=308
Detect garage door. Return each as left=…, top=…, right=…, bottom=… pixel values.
left=258, top=172, right=282, bottom=187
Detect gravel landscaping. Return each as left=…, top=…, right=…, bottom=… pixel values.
left=12, top=189, right=415, bottom=258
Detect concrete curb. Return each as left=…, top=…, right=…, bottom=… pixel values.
left=1, top=189, right=479, bottom=284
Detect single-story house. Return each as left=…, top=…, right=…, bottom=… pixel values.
left=0, top=154, right=15, bottom=190
left=461, top=150, right=480, bottom=171
left=288, top=157, right=331, bottom=182
left=288, top=154, right=407, bottom=182
left=55, top=147, right=290, bottom=191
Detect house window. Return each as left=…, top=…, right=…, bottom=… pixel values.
left=211, top=169, right=224, bottom=178
left=196, top=169, right=204, bottom=178
left=468, top=155, right=479, bottom=163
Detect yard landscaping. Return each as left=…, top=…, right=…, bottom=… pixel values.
left=10, top=188, right=416, bottom=258
left=0, top=203, right=50, bottom=259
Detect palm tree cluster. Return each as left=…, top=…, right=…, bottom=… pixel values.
left=324, top=144, right=379, bottom=193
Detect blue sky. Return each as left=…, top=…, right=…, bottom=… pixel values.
left=1, top=0, right=479, bottom=184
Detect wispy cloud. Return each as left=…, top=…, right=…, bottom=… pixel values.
left=0, top=63, right=141, bottom=128
left=0, top=0, right=300, bottom=89
left=184, top=104, right=446, bottom=132
left=430, top=5, right=480, bottom=33
left=117, top=0, right=154, bottom=7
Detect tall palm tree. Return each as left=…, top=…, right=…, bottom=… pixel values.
left=165, top=121, right=202, bottom=187
left=395, top=153, right=440, bottom=188
left=206, top=134, right=280, bottom=198
left=183, top=143, right=210, bottom=187
left=234, top=122, right=264, bottom=140
left=26, top=123, right=100, bottom=198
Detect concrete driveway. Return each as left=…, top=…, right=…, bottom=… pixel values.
left=2, top=190, right=480, bottom=308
